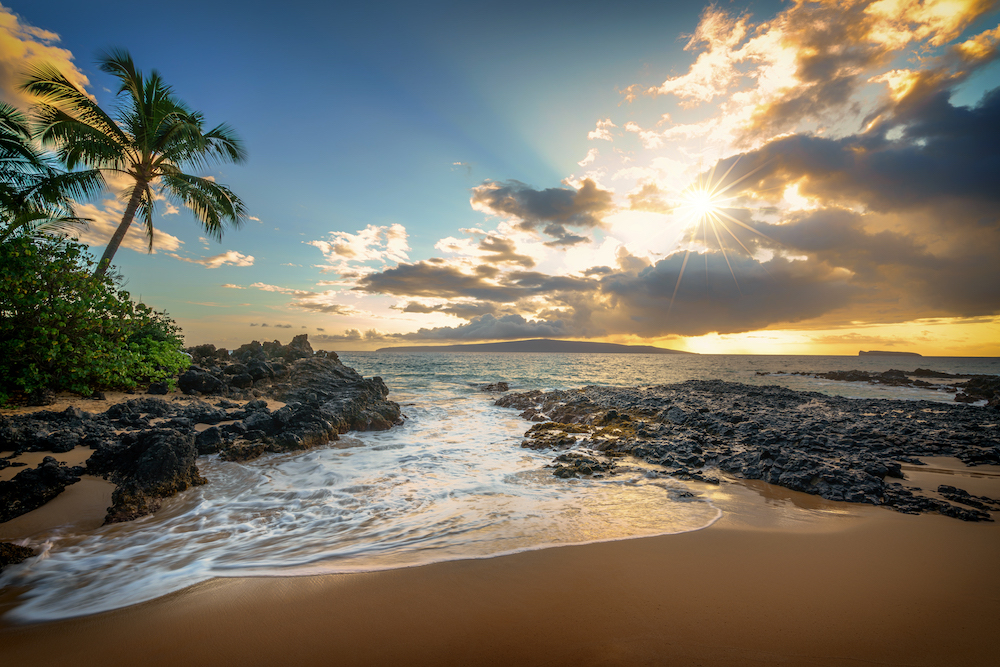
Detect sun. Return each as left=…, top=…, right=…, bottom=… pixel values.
left=684, top=188, right=721, bottom=219
left=662, top=156, right=776, bottom=319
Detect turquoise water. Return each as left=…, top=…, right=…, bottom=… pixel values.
left=3, top=353, right=996, bottom=622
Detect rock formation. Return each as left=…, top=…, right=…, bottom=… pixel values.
left=0, top=338, right=402, bottom=525
left=497, top=380, right=1000, bottom=521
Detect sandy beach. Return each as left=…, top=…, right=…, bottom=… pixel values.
left=1, top=464, right=997, bottom=667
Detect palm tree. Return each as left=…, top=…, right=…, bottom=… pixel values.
left=0, top=101, right=104, bottom=243
left=21, top=48, right=248, bottom=276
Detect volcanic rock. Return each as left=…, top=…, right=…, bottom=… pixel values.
left=0, top=457, right=83, bottom=522
left=87, top=429, right=206, bottom=523
left=497, top=380, right=1000, bottom=521
left=271, top=357, right=402, bottom=433
left=177, top=367, right=226, bottom=396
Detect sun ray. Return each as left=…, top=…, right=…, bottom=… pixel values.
left=708, top=216, right=741, bottom=294
left=667, top=249, right=691, bottom=319
left=660, top=155, right=782, bottom=317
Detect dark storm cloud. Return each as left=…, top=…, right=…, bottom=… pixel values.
left=356, top=262, right=524, bottom=301
left=600, top=252, right=858, bottom=337
left=736, top=87, right=1000, bottom=215
left=357, top=262, right=599, bottom=303
left=470, top=178, right=614, bottom=246
left=756, top=208, right=1000, bottom=319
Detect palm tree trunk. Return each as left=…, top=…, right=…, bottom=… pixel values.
left=94, top=182, right=145, bottom=277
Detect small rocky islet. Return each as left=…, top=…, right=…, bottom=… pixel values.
left=0, top=335, right=401, bottom=567
left=496, top=378, right=1000, bottom=521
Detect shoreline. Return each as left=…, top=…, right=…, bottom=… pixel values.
left=2, top=367, right=998, bottom=665
left=1, top=477, right=998, bottom=666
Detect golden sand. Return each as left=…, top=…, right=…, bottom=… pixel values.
left=0, top=471, right=996, bottom=666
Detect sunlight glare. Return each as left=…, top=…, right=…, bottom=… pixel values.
left=687, top=189, right=719, bottom=219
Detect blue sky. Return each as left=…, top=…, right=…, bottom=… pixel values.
left=2, top=0, right=999, bottom=354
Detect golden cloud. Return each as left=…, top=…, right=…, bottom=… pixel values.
left=0, top=5, right=90, bottom=110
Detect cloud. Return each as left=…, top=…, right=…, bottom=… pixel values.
left=393, top=299, right=499, bottom=320
left=292, top=291, right=367, bottom=315
left=69, top=198, right=183, bottom=253
left=477, top=234, right=537, bottom=267
left=249, top=282, right=314, bottom=297
left=315, top=328, right=396, bottom=344
left=404, top=313, right=569, bottom=340
left=627, top=183, right=673, bottom=213
left=640, top=1, right=998, bottom=147
left=248, top=216, right=261, bottom=222
left=435, top=232, right=538, bottom=269
left=623, top=122, right=664, bottom=149
left=170, top=250, right=255, bottom=268
left=0, top=6, right=90, bottom=110
left=588, top=118, right=616, bottom=141
left=221, top=283, right=245, bottom=289
left=578, top=148, right=599, bottom=166
left=357, top=261, right=525, bottom=302
left=469, top=178, right=614, bottom=246
left=308, top=223, right=410, bottom=275
left=810, top=332, right=912, bottom=347
left=733, top=87, right=1000, bottom=217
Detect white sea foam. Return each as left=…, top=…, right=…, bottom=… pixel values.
left=2, top=383, right=719, bottom=622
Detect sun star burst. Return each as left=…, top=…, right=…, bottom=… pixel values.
left=665, top=156, right=776, bottom=318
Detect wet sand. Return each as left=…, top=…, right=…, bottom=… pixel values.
left=1, top=475, right=997, bottom=667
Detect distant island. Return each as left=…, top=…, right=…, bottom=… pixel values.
left=376, top=339, right=693, bottom=354
left=859, top=350, right=922, bottom=357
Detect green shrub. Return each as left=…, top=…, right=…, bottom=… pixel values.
left=0, top=236, right=189, bottom=402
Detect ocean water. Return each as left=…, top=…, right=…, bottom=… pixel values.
left=3, top=353, right=997, bottom=622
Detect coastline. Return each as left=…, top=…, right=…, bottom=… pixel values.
left=1, top=479, right=997, bottom=666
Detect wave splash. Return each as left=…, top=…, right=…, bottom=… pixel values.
left=2, top=385, right=719, bottom=622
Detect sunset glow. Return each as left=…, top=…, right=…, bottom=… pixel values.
left=2, top=0, right=998, bottom=355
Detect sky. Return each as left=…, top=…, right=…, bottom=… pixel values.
left=2, top=0, right=999, bottom=355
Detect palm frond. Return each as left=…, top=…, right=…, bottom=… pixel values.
left=32, top=105, right=131, bottom=170
left=21, top=63, right=128, bottom=145
left=0, top=205, right=91, bottom=243
left=161, top=172, right=247, bottom=241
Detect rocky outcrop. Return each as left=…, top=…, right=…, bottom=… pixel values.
left=954, top=376, right=1000, bottom=408
left=1, top=341, right=402, bottom=525
left=0, top=405, right=109, bottom=453
left=179, top=335, right=318, bottom=398
left=497, top=380, right=1000, bottom=521
left=0, top=457, right=83, bottom=522
left=87, top=429, right=206, bottom=523
left=756, top=368, right=1000, bottom=408
left=271, top=357, right=401, bottom=432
